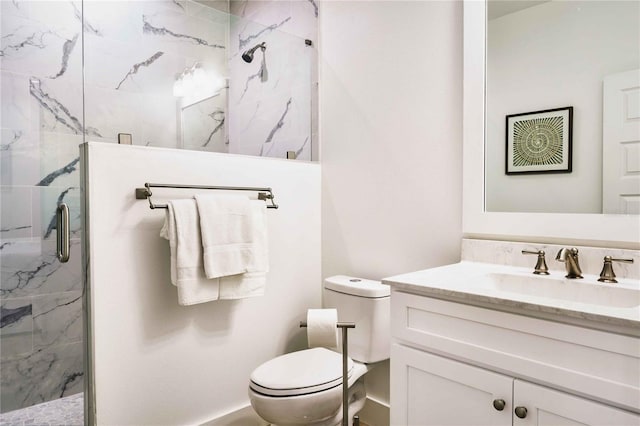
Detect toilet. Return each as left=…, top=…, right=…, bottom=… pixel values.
left=249, top=276, right=390, bottom=426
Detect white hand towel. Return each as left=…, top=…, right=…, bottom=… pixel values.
left=161, top=199, right=219, bottom=305
left=160, top=203, right=177, bottom=286
left=218, top=201, right=269, bottom=299
left=195, top=194, right=262, bottom=279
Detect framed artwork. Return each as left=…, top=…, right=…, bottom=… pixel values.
left=505, top=106, right=573, bottom=174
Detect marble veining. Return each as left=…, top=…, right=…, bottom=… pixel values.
left=115, top=51, right=165, bottom=90
left=0, top=30, right=51, bottom=57
left=203, top=110, right=225, bottom=148
left=32, top=293, right=82, bottom=338
left=0, top=342, right=83, bottom=413
left=1, top=240, right=81, bottom=298
left=239, top=69, right=263, bottom=102
left=260, top=97, right=291, bottom=156
left=72, top=3, right=102, bottom=38
left=142, top=15, right=224, bottom=49
left=0, top=305, right=32, bottom=329
left=307, top=0, right=319, bottom=18
left=0, top=131, right=23, bottom=151
left=295, top=136, right=309, bottom=158
left=0, top=226, right=31, bottom=234
left=238, top=17, right=291, bottom=50
left=29, top=80, right=101, bottom=137
left=36, top=158, right=79, bottom=187
left=41, top=187, right=76, bottom=239
left=172, top=0, right=186, bottom=12
left=50, top=33, right=79, bottom=79
left=3, top=259, right=59, bottom=298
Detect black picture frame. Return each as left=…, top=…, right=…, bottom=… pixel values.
left=505, top=106, right=573, bottom=175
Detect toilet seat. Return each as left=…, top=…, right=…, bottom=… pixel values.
left=250, top=348, right=354, bottom=397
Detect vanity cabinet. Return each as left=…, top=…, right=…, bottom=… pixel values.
left=392, top=344, right=639, bottom=425
left=389, top=289, right=640, bottom=426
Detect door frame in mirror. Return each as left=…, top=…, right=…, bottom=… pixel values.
left=462, top=0, right=639, bottom=248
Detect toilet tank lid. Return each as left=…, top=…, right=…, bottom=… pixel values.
left=324, top=275, right=390, bottom=298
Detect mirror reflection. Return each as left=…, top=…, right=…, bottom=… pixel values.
left=485, top=1, right=640, bottom=214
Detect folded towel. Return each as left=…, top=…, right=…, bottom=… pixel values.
left=159, top=203, right=177, bottom=286
left=195, top=194, right=264, bottom=279
left=219, top=271, right=267, bottom=300
left=218, top=201, right=269, bottom=299
left=161, top=199, right=219, bottom=306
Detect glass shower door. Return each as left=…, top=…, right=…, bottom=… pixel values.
left=0, top=0, right=84, bottom=421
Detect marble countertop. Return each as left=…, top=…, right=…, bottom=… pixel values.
left=383, top=261, right=640, bottom=332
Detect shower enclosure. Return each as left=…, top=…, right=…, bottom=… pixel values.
left=0, top=0, right=316, bottom=421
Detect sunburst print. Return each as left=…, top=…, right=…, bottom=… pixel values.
left=506, top=107, right=573, bottom=174
left=512, top=116, right=564, bottom=166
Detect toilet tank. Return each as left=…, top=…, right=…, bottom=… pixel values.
left=323, top=275, right=390, bottom=363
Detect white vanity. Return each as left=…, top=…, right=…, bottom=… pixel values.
left=385, top=240, right=640, bottom=425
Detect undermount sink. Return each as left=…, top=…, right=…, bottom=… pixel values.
left=476, top=272, right=640, bottom=309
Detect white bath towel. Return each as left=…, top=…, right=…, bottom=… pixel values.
left=218, top=201, right=269, bottom=299
left=160, top=199, right=219, bottom=306
left=195, top=194, right=266, bottom=279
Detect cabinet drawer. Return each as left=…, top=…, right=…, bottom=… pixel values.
left=391, top=289, right=640, bottom=412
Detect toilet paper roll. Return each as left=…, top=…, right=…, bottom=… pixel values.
left=306, top=309, right=338, bottom=349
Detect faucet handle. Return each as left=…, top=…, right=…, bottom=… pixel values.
left=522, top=250, right=550, bottom=275
left=598, top=256, right=634, bottom=284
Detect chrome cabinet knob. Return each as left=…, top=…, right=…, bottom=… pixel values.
left=492, top=399, right=506, bottom=411
left=515, top=406, right=528, bottom=418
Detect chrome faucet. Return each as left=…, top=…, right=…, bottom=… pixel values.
left=555, top=248, right=583, bottom=279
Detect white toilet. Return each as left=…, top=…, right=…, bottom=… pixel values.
left=249, top=276, right=390, bottom=426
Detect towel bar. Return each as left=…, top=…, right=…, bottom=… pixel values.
left=135, top=182, right=278, bottom=209
left=299, top=321, right=355, bottom=426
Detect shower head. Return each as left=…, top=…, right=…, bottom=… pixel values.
left=241, top=42, right=266, bottom=63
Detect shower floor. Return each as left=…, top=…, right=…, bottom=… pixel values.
left=0, top=393, right=83, bottom=426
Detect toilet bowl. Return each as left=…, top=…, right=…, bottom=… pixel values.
left=249, top=348, right=369, bottom=426
left=248, top=276, right=390, bottom=426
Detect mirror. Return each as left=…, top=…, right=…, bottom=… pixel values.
left=462, top=1, right=639, bottom=247
left=485, top=1, right=640, bottom=214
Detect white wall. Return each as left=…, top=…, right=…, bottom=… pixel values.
left=319, top=1, right=463, bottom=421
left=82, top=142, right=321, bottom=425
left=486, top=1, right=640, bottom=213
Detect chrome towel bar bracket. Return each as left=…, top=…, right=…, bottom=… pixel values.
left=135, top=182, right=279, bottom=209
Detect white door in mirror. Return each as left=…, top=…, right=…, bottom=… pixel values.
left=603, top=69, right=640, bottom=214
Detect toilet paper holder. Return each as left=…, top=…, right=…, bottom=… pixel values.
left=300, top=321, right=356, bottom=426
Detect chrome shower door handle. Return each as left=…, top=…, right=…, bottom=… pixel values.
left=56, top=203, right=70, bottom=263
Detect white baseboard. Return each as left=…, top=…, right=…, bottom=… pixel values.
left=199, top=404, right=268, bottom=426
left=358, top=396, right=390, bottom=426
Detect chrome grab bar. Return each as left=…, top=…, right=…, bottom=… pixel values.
left=56, top=203, right=70, bottom=263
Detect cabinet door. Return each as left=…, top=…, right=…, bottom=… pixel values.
left=391, top=344, right=512, bottom=426
left=513, top=380, right=640, bottom=426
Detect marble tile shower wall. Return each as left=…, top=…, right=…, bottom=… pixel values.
left=229, top=0, right=318, bottom=160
